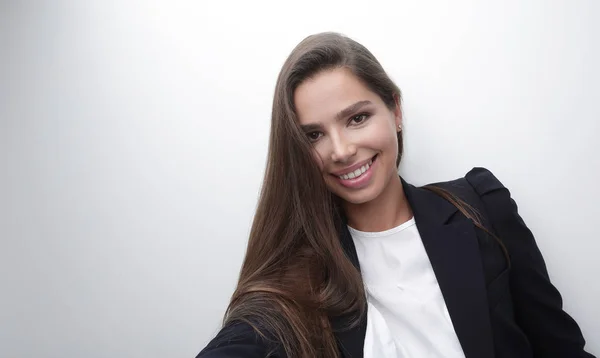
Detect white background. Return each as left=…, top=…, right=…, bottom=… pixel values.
left=1, top=0, right=598, bottom=357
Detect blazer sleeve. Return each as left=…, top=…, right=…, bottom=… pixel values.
left=196, top=320, right=280, bottom=358
left=466, top=167, right=595, bottom=358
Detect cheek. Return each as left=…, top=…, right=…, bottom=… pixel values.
left=387, top=130, right=399, bottom=152
left=364, top=121, right=398, bottom=150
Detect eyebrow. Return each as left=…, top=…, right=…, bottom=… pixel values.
left=300, top=100, right=373, bottom=132
left=335, top=100, right=372, bottom=121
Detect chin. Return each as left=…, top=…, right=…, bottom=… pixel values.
left=339, top=194, right=376, bottom=205
left=327, top=182, right=384, bottom=205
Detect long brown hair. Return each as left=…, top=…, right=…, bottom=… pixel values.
left=223, top=32, right=503, bottom=358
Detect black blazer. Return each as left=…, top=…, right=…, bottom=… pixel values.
left=198, top=167, right=595, bottom=358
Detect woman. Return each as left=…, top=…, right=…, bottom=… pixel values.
left=197, top=32, right=594, bottom=358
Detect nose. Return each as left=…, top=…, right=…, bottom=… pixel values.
left=330, top=132, right=357, bottom=163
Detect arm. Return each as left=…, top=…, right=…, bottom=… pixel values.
left=197, top=321, right=279, bottom=358
left=468, top=167, right=595, bottom=358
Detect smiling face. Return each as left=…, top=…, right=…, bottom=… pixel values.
left=294, top=67, right=402, bottom=205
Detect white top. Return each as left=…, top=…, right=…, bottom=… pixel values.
left=349, top=217, right=466, bottom=358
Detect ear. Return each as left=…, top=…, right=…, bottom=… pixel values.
left=393, top=93, right=402, bottom=130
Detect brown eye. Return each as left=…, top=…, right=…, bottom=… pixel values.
left=307, top=131, right=323, bottom=142
left=350, top=113, right=369, bottom=125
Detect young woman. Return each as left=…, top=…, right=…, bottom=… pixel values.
left=197, top=32, right=594, bottom=358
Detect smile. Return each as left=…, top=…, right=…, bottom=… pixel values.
left=337, top=157, right=373, bottom=180
left=333, top=155, right=378, bottom=189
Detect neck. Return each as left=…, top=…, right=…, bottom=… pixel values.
left=343, top=174, right=413, bottom=232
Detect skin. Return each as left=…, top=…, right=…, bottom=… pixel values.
left=294, top=67, right=413, bottom=232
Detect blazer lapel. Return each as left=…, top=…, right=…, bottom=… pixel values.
left=402, top=177, right=495, bottom=358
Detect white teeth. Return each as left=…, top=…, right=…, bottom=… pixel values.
left=338, top=158, right=374, bottom=180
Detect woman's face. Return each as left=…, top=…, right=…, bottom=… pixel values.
left=294, top=67, right=401, bottom=205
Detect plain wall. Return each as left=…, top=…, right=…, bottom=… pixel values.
left=1, top=0, right=598, bottom=356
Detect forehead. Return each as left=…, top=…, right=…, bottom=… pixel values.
left=294, top=67, right=380, bottom=124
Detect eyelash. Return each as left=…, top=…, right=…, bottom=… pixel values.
left=350, top=113, right=370, bottom=125
left=306, top=112, right=371, bottom=143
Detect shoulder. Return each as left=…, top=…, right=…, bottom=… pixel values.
left=197, top=320, right=280, bottom=358
left=424, top=167, right=509, bottom=205
left=463, top=167, right=522, bottom=224
left=463, top=167, right=508, bottom=196
left=423, top=167, right=503, bottom=193
left=426, top=167, right=517, bottom=223
left=429, top=166, right=514, bottom=206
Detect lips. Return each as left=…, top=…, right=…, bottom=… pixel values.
left=331, top=155, right=378, bottom=177
left=332, top=155, right=378, bottom=189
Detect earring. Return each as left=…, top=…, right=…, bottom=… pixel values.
left=398, top=124, right=402, bottom=131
